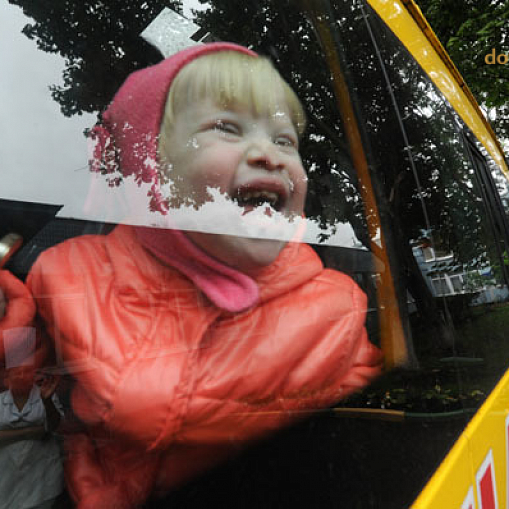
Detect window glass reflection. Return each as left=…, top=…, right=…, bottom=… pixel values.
left=2, top=0, right=509, bottom=507
left=339, top=0, right=509, bottom=424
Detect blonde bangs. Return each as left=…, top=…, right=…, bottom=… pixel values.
left=164, top=51, right=306, bottom=136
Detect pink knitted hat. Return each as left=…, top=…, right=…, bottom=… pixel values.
left=89, top=43, right=261, bottom=313
left=89, top=42, right=257, bottom=212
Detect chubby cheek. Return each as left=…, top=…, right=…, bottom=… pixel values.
left=169, top=170, right=222, bottom=206
left=186, top=155, right=237, bottom=202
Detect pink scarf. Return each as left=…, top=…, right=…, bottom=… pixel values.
left=135, top=226, right=259, bottom=313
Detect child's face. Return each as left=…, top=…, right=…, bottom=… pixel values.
left=159, top=97, right=308, bottom=273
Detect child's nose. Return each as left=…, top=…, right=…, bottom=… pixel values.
left=246, top=140, right=284, bottom=172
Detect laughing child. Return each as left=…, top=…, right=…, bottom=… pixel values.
left=0, top=43, right=382, bottom=507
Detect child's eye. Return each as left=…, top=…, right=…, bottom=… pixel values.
left=213, top=120, right=240, bottom=135
left=274, top=135, right=298, bottom=148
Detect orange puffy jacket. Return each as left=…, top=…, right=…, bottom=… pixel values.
left=14, top=224, right=382, bottom=507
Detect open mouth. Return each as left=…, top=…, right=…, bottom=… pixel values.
left=234, top=182, right=288, bottom=214
left=235, top=190, right=284, bottom=212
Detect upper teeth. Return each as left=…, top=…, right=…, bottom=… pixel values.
left=239, top=191, right=280, bottom=205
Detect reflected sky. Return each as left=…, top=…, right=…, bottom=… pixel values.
left=0, top=2, right=96, bottom=216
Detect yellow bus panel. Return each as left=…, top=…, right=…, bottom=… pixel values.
left=413, top=367, right=509, bottom=508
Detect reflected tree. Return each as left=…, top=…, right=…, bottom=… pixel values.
left=415, top=0, right=509, bottom=141
left=364, top=8, right=508, bottom=340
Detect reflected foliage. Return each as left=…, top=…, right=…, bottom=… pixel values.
left=415, top=0, right=509, bottom=141
left=364, top=7, right=509, bottom=348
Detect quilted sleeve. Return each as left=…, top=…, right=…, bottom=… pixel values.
left=334, top=325, right=383, bottom=399
left=274, top=270, right=384, bottom=411
left=317, top=274, right=383, bottom=399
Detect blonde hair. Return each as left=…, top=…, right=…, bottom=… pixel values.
left=160, top=51, right=306, bottom=140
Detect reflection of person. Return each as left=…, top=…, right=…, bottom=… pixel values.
left=0, top=332, right=64, bottom=509
left=0, top=43, right=382, bottom=507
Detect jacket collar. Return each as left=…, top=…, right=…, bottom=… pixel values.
left=106, top=225, right=323, bottom=309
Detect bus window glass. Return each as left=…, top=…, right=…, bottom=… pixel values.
left=299, top=0, right=509, bottom=504
left=316, top=0, right=509, bottom=455
left=2, top=0, right=508, bottom=508
left=364, top=2, right=509, bottom=396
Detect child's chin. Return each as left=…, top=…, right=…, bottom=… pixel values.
left=232, top=237, right=287, bottom=273
left=187, top=231, right=286, bottom=274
